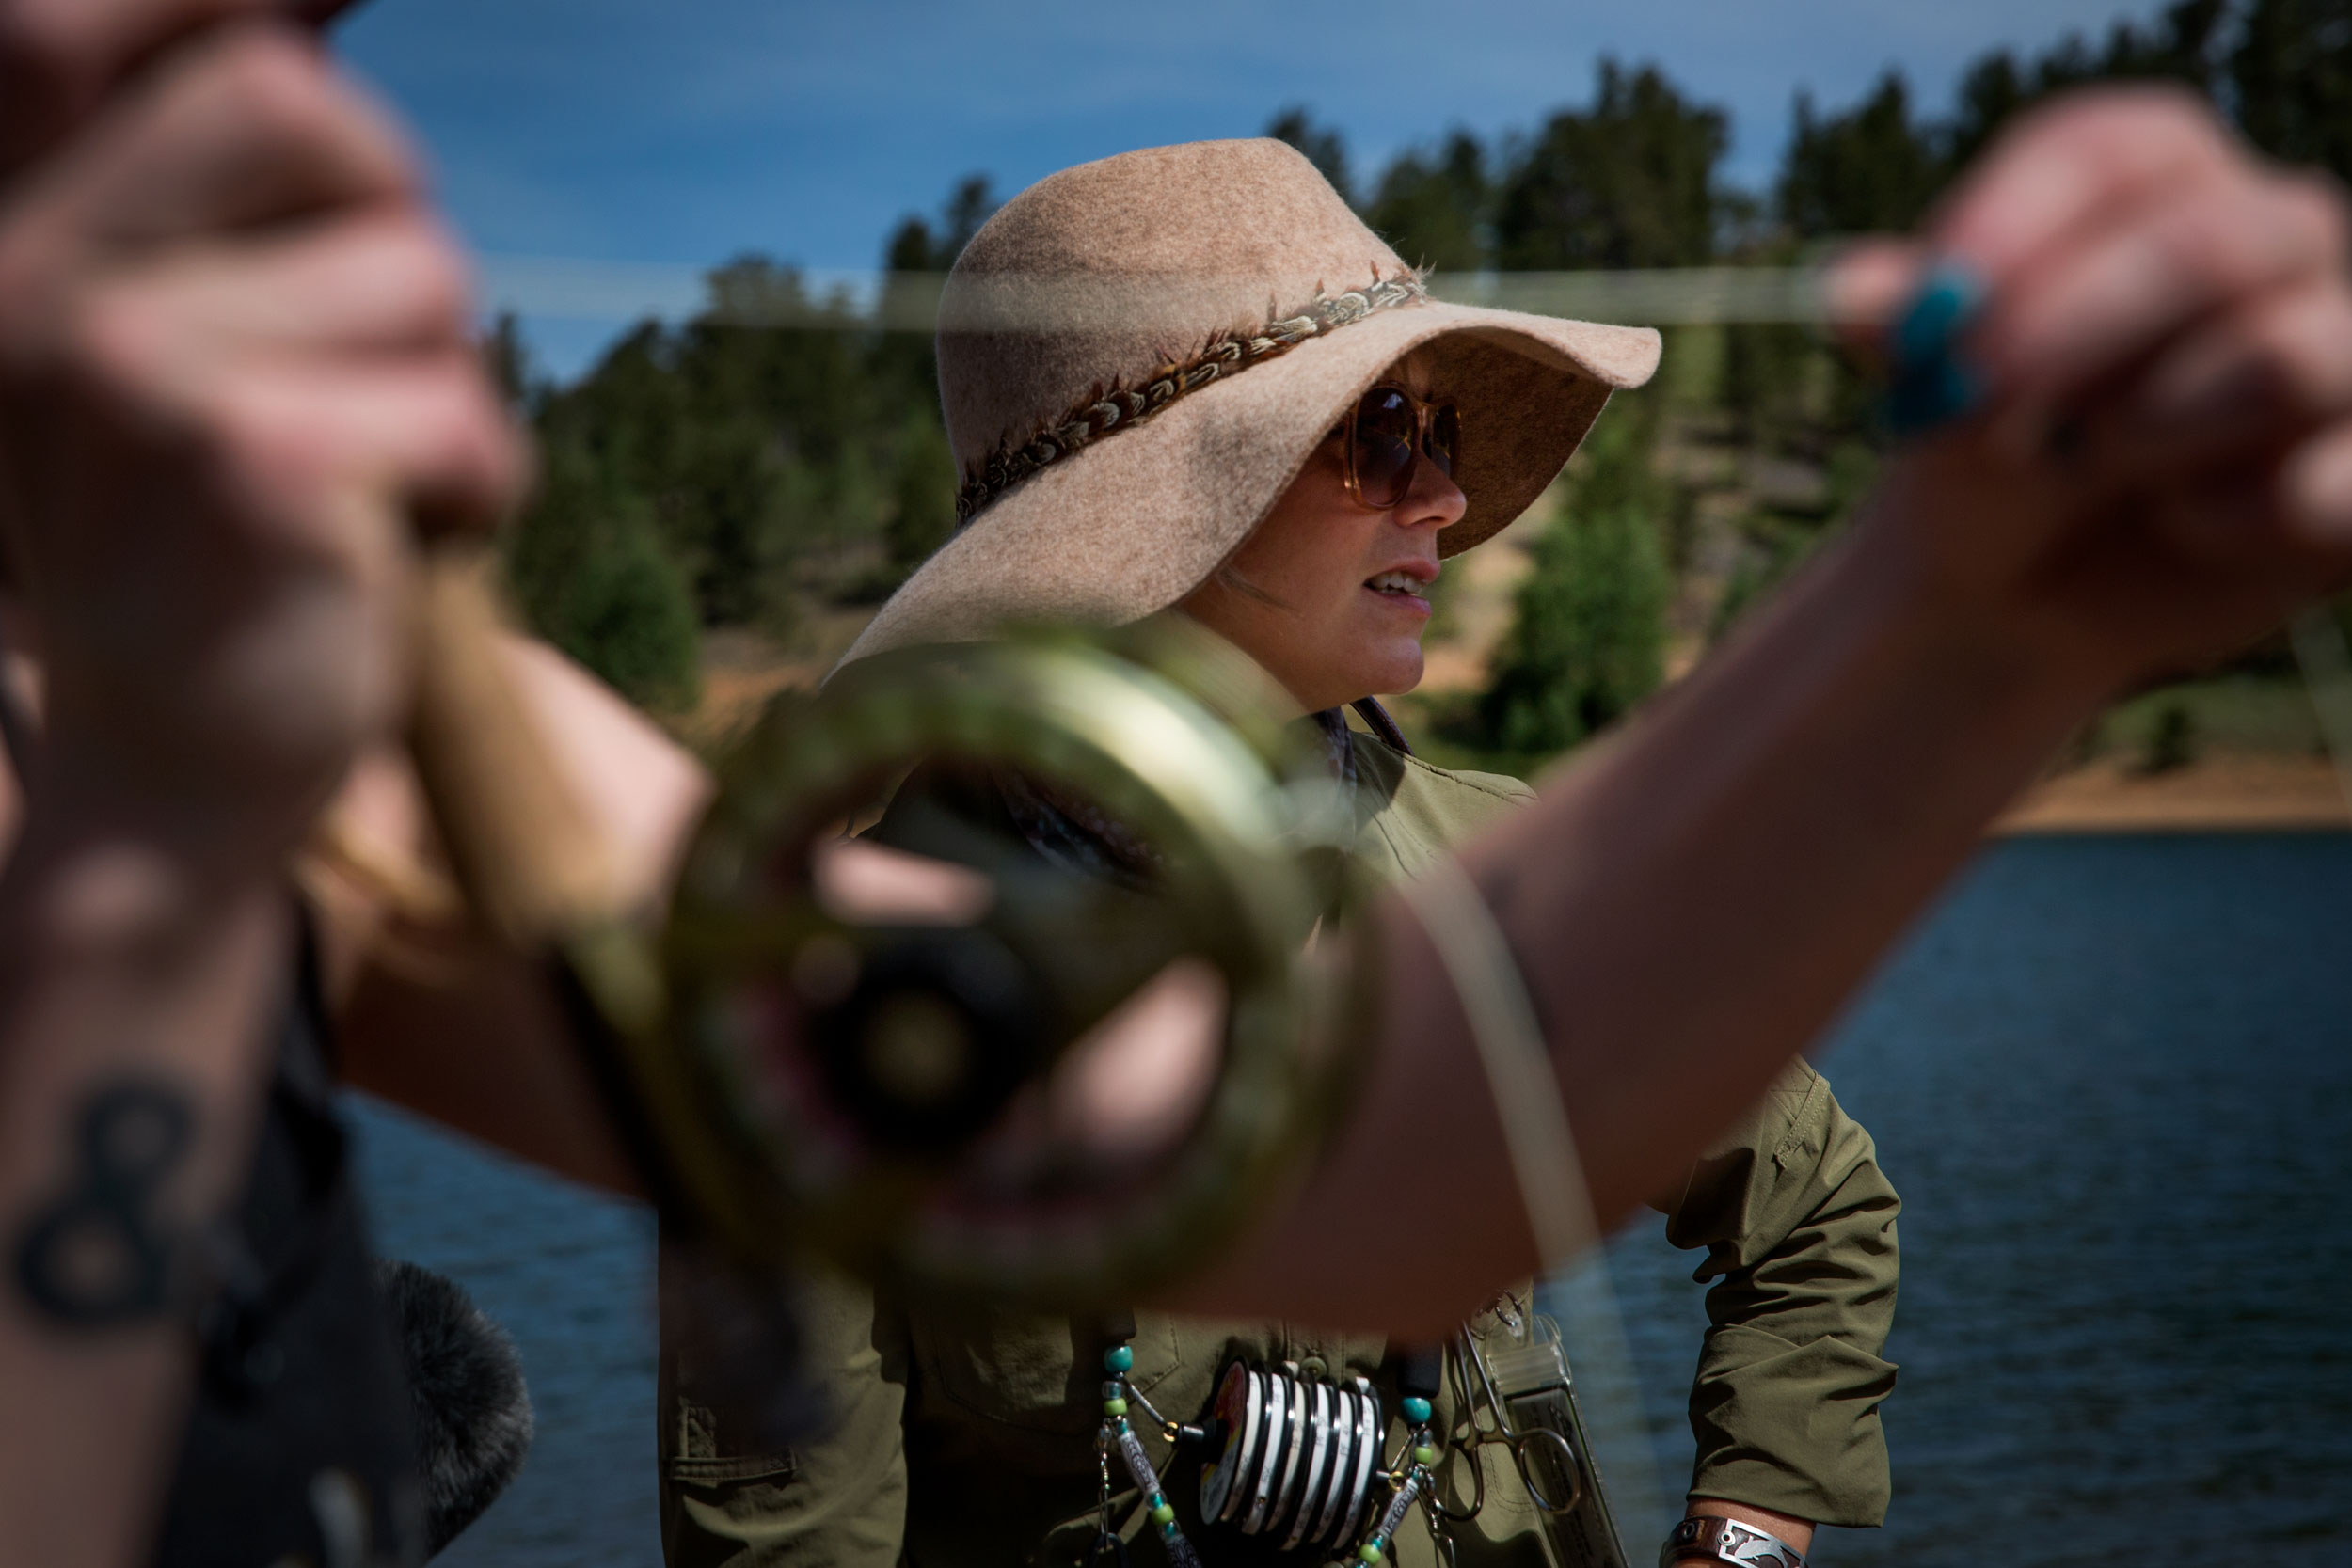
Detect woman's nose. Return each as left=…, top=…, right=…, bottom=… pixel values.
left=1400, top=458, right=1469, bottom=532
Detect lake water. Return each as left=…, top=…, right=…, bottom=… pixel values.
left=353, top=833, right=2352, bottom=1567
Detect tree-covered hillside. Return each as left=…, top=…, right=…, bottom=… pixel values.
left=500, top=0, right=2352, bottom=768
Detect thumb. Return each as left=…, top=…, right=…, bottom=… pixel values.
left=1819, top=237, right=1929, bottom=374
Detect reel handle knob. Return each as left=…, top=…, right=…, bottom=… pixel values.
left=809, top=925, right=1047, bottom=1152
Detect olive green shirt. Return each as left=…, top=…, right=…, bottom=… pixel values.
left=660, top=733, right=1899, bottom=1565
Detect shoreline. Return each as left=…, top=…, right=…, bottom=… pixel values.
left=1995, top=753, right=2349, bottom=834
left=677, top=629, right=2352, bottom=837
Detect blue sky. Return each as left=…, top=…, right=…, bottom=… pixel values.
left=338, top=0, right=2176, bottom=380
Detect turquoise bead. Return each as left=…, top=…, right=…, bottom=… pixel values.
left=1104, top=1345, right=1135, bottom=1373
left=1884, top=263, right=1988, bottom=436
left=1400, top=1397, right=1432, bottom=1425
left=1893, top=262, right=1984, bottom=369
left=1161, top=1520, right=1181, bottom=1540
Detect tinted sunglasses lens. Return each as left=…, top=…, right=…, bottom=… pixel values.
left=1427, top=404, right=1460, bottom=477
left=1351, top=389, right=1419, bottom=506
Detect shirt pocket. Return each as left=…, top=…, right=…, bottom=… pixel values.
left=907, top=1304, right=1184, bottom=1438
left=665, top=1401, right=802, bottom=1487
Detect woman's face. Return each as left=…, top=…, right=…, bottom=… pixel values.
left=1177, top=355, right=1468, bottom=713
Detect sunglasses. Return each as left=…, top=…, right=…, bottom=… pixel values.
left=1340, top=384, right=1461, bottom=511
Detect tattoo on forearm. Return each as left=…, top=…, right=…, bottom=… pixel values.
left=14, top=1080, right=194, bottom=1326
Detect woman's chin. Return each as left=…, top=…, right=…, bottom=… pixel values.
left=1352, top=647, right=1425, bottom=702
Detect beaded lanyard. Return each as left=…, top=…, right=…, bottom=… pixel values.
left=1095, top=1340, right=1205, bottom=1568
left=1362, top=1390, right=1446, bottom=1568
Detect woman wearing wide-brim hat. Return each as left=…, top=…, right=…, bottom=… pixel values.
left=660, top=137, right=1899, bottom=1568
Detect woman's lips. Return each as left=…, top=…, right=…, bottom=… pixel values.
left=1362, top=569, right=1433, bottom=616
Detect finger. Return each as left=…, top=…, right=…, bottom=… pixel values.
left=2142, top=489, right=2352, bottom=672
left=1930, top=87, right=2244, bottom=285
left=0, top=0, right=279, bottom=171
left=2125, top=453, right=2352, bottom=651
left=29, top=22, right=415, bottom=252
left=2276, top=418, right=2352, bottom=552
left=1818, top=237, right=1926, bottom=366
left=2146, top=459, right=2293, bottom=564
left=1973, top=170, right=2347, bottom=426
left=209, top=353, right=532, bottom=543
left=94, top=211, right=476, bottom=377
left=2098, top=276, right=2352, bottom=480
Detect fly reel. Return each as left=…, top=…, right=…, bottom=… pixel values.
left=590, top=619, right=1370, bottom=1307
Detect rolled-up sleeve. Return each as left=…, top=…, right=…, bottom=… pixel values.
left=1656, top=1060, right=1900, bottom=1527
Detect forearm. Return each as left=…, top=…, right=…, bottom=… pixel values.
left=1479, top=522, right=2094, bottom=1231
left=331, top=634, right=704, bottom=1197
left=0, top=796, right=290, bottom=1568
left=1181, top=521, right=2093, bottom=1330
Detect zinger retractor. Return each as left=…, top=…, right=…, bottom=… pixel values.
left=585, top=619, right=1369, bottom=1307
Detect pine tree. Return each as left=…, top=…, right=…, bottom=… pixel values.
left=1944, top=50, right=2028, bottom=172
left=1492, top=59, right=1727, bottom=271
left=1777, top=73, right=1937, bottom=237
left=502, top=439, right=702, bottom=710
left=1476, top=406, right=1672, bottom=755
left=2233, top=0, right=2352, bottom=179
left=1367, top=131, right=1490, bottom=272
left=885, top=413, right=959, bottom=574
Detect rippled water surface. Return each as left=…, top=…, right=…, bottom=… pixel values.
left=354, top=833, right=2352, bottom=1567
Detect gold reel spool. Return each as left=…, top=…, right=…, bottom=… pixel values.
left=612, top=620, right=1371, bottom=1307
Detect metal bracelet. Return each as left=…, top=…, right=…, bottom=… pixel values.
left=1659, top=1515, right=1809, bottom=1568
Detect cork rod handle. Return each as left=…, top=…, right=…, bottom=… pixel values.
left=405, top=542, right=613, bottom=949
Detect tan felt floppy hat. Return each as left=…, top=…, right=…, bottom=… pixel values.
left=836, top=137, right=1662, bottom=670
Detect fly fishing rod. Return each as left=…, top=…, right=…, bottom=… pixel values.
left=406, top=558, right=1380, bottom=1306
left=402, top=544, right=1658, bottom=1562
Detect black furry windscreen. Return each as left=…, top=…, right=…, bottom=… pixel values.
left=375, top=1259, right=535, bottom=1555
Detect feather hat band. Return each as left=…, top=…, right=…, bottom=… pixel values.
left=837, top=137, right=1661, bottom=669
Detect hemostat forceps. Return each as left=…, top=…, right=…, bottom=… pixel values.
left=1452, top=1313, right=1629, bottom=1568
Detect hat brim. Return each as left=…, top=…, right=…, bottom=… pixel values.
left=835, top=302, right=1661, bottom=671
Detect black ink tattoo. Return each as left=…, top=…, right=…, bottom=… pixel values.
left=15, top=1079, right=193, bottom=1325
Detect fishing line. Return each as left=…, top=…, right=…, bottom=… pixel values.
left=475, top=261, right=1857, bottom=333
left=1395, top=851, right=1672, bottom=1544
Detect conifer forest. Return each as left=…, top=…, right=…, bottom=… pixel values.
left=495, top=0, right=2352, bottom=778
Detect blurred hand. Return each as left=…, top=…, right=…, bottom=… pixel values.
left=0, top=0, right=361, bottom=169
left=0, top=5, right=524, bottom=863
left=1830, top=87, right=2352, bottom=691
